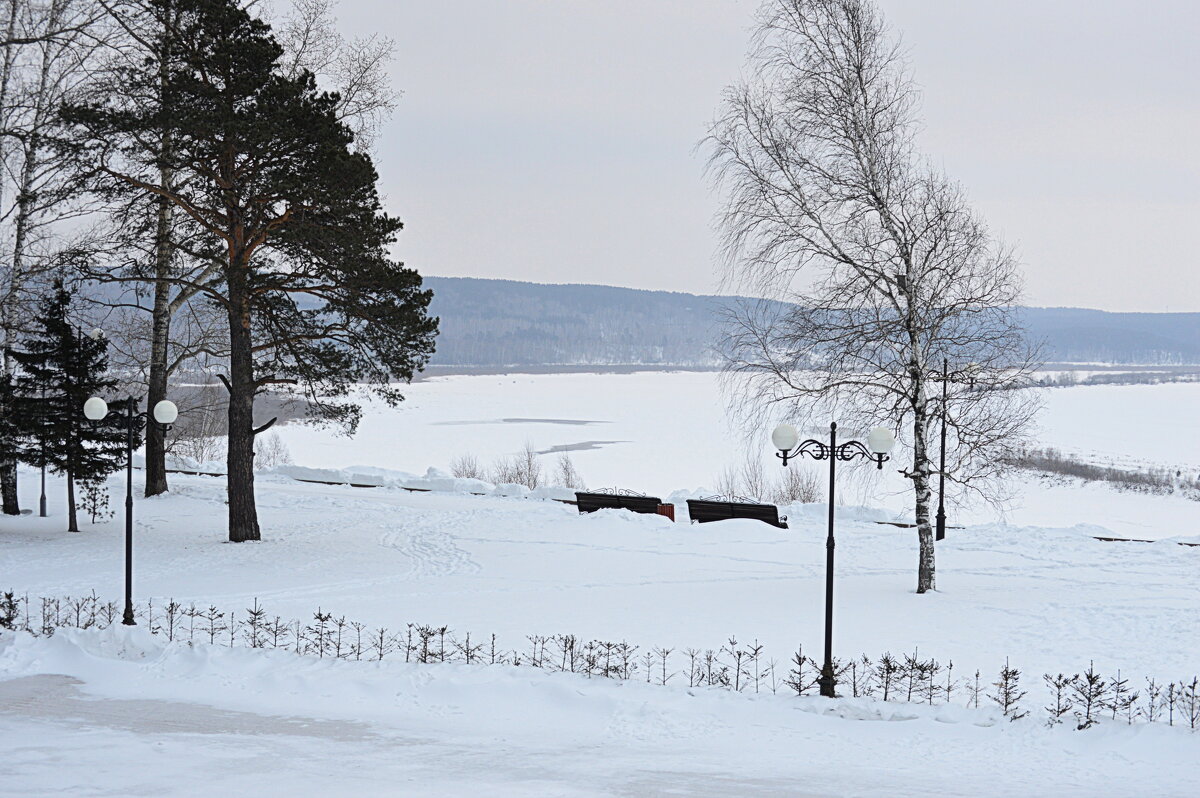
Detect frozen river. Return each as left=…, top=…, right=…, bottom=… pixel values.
left=273, top=372, right=1200, bottom=539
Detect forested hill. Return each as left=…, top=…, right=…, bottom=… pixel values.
left=423, top=277, right=1200, bottom=367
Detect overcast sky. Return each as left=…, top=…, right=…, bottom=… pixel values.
left=333, top=1, right=1199, bottom=312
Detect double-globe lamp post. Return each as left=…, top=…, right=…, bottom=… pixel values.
left=771, top=422, right=896, bottom=698
left=83, top=395, right=178, bottom=626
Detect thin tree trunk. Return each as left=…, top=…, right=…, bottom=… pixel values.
left=145, top=3, right=175, bottom=498
left=2, top=0, right=66, bottom=515
left=0, top=133, right=40, bottom=517
left=66, top=469, right=78, bottom=532
left=0, top=0, right=19, bottom=211
left=911, top=399, right=936, bottom=593
left=225, top=257, right=259, bottom=542
left=144, top=182, right=173, bottom=497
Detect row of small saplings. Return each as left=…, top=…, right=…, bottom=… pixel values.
left=4, top=590, right=1197, bottom=732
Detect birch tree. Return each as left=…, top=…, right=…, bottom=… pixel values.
left=707, top=0, right=1040, bottom=593
left=0, top=0, right=104, bottom=514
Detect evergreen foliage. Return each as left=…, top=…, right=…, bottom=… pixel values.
left=989, top=658, right=1029, bottom=721
left=11, top=283, right=128, bottom=531
left=62, top=0, right=437, bottom=542
left=1071, top=661, right=1108, bottom=730
left=0, top=374, right=21, bottom=488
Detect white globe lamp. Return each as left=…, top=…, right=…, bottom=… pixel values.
left=153, top=400, right=178, bottom=425
left=83, top=397, right=108, bottom=421
left=771, top=423, right=800, bottom=453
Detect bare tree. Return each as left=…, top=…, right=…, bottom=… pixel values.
left=272, top=0, right=398, bottom=151
left=0, top=0, right=105, bottom=513
left=554, top=451, right=584, bottom=490
left=449, top=453, right=484, bottom=480
left=0, top=0, right=101, bottom=50
left=707, top=0, right=1040, bottom=592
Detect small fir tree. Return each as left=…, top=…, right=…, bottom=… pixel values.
left=12, top=283, right=129, bottom=532
left=1044, top=673, right=1077, bottom=727
left=989, top=658, right=1029, bottom=721
left=1071, top=662, right=1107, bottom=730
left=80, top=478, right=114, bottom=524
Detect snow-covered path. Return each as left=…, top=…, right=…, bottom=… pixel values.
left=1, top=628, right=1196, bottom=798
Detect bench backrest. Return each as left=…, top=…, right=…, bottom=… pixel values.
left=574, top=491, right=664, bottom=515
left=686, top=499, right=788, bottom=529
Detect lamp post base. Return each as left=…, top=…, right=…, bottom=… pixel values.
left=121, top=606, right=136, bottom=626
left=818, top=663, right=836, bottom=698
left=935, top=506, right=946, bottom=541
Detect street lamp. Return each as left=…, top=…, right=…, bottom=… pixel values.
left=772, top=421, right=895, bottom=698
left=936, top=358, right=948, bottom=542
left=84, top=395, right=178, bottom=626
left=37, top=384, right=49, bottom=516
left=927, top=359, right=980, bottom=542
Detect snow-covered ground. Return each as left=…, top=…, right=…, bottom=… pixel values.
left=5, top=470, right=1197, bottom=677
left=3, top=373, right=1199, bottom=795
left=3, top=625, right=1197, bottom=798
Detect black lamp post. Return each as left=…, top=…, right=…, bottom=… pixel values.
left=928, top=358, right=980, bottom=542
left=936, top=357, right=948, bottom=542
left=84, top=395, right=178, bottom=626
left=771, top=421, right=895, bottom=698
left=39, top=385, right=48, bottom=518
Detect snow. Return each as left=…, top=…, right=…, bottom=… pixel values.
left=2, top=626, right=1197, bottom=797
left=3, top=469, right=1198, bottom=684
left=269, top=373, right=1200, bottom=538
left=269, top=373, right=1200, bottom=481
left=1036, top=382, right=1200, bottom=474
left=3, top=373, right=1199, bottom=795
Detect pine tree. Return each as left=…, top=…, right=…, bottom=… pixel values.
left=64, top=0, right=437, bottom=543
left=1044, top=673, right=1077, bottom=727
left=11, top=282, right=128, bottom=532
left=80, top=477, right=114, bottom=524
left=1071, top=661, right=1107, bottom=730
left=989, top=658, right=1029, bottom=721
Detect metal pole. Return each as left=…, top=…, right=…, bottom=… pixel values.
left=936, top=358, right=948, bottom=542
left=39, top=387, right=47, bottom=518
left=122, top=397, right=136, bottom=626
left=819, top=422, right=837, bottom=698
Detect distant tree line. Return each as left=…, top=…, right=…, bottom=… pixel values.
left=423, top=278, right=1200, bottom=369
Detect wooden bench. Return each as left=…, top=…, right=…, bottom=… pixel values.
left=574, top=491, right=664, bottom=516
left=686, top=498, right=788, bottom=529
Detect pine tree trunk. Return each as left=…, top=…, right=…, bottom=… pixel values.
left=225, top=261, right=259, bottom=542
left=66, top=469, right=78, bottom=533
left=144, top=188, right=173, bottom=497
left=911, top=400, right=936, bottom=593
left=0, top=461, right=17, bottom=515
